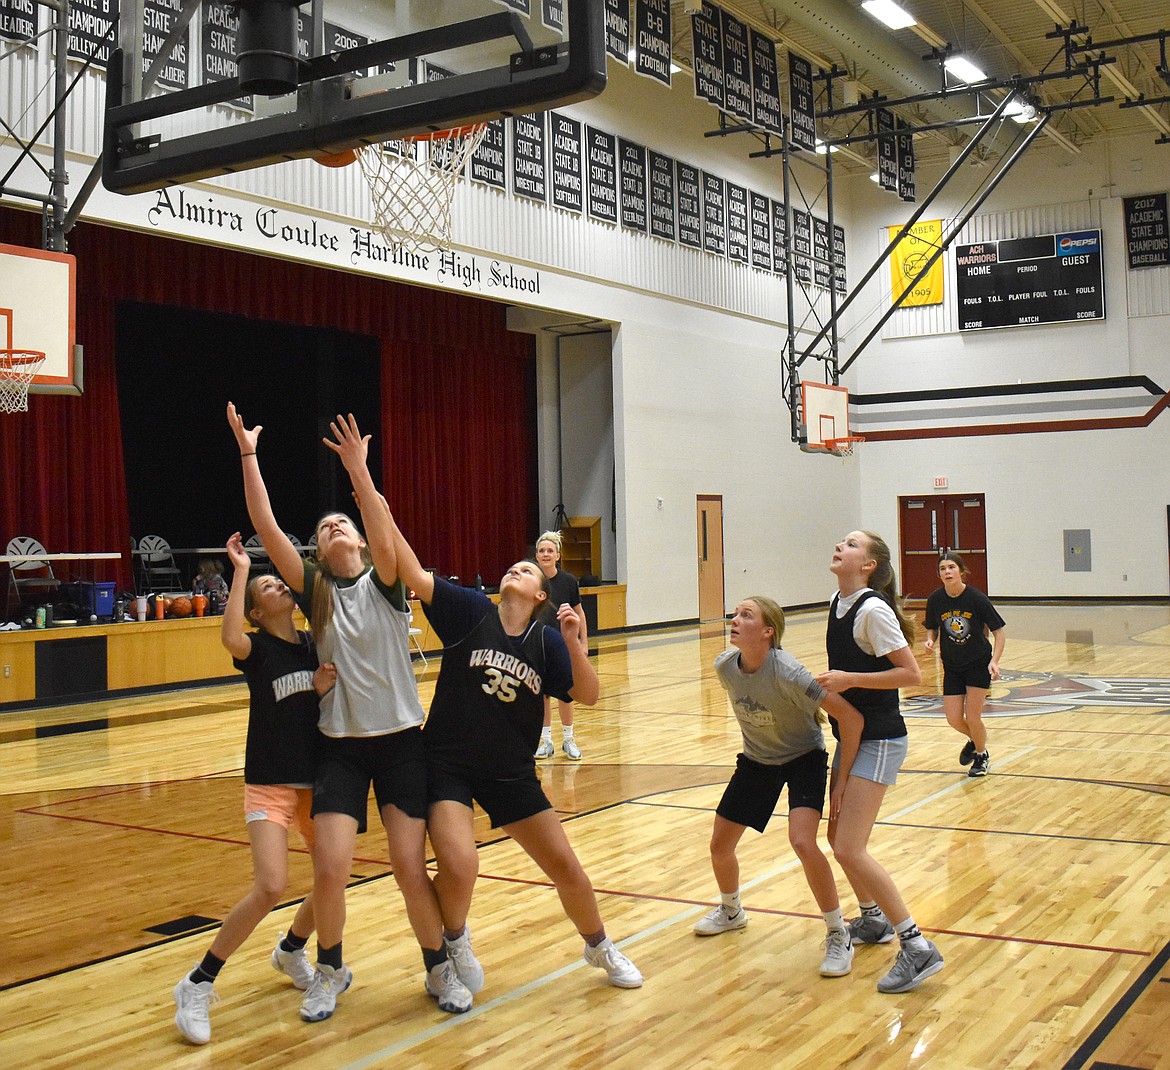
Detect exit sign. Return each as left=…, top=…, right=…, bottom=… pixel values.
left=934, top=476, right=948, bottom=489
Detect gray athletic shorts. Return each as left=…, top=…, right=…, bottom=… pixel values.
left=832, top=736, right=908, bottom=786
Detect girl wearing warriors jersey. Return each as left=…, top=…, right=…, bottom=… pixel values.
left=816, top=530, right=944, bottom=995
left=227, top=404, right=477, bottom=1023
left=173, top=531, right=333, bottom=1046
left=337, top=428, right=642, bottom=997
left=924, top=553, right=1005, bottom=778
left=694, top=595, right=864, bottom=980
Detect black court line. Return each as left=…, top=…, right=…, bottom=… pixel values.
left=1061, top=938, right=1170, bottom=1070
left=35, top=718, right=110, bottom=737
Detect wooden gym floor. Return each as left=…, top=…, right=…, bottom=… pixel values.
left=1, top=602, right=1168, bottom=1069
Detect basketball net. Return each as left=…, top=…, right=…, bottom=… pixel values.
left=825, top=436, right=864, bottom=459
left=359, top=125, right=489, bottom=253
left=0, top=350, right=46, bottom=414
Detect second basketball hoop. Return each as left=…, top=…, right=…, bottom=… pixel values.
left=359, top=125, right=490, bottom=253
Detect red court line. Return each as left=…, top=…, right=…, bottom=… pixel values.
left=14, top=807, right=394, bottom=867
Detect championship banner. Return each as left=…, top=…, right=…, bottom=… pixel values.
left=605, top=0, right=630, bottom=63
left=896, top=118, right=915, bottom=203
left=1123, top=193, right=1168, bottom=268
left=787, top=51, right=816, bottom=151
left=0, top=0, right=38, bottom=44
left=888, top=219, right=944, bottom=306
left=876, top=108, right=897, bottom=191
left=634, top=0, right=671, bottom=86
left=691, top=1, right=724, bottom=109
left=720, top=8, right=752, bottom=122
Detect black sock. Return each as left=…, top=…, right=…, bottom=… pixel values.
left=282, top=931, right=309, bottom=953
left=316, top=942, right=344, bottom=971
left=422, top=946, right=448, bottom=972
left=190, top=951, right=224, bottom=985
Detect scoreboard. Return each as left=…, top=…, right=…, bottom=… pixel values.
left=955, top=230, right=1105, bottom=331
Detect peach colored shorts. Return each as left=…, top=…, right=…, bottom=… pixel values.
left=243, top=784, right=315, bottom=848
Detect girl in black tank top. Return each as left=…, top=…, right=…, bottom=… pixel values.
left=815, top=531, right=945, bottom=995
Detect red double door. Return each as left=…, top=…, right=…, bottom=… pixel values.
left=898, top=493, right=989, bottom=599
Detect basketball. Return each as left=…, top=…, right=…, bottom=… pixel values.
left=312, top=147, right=360, bottom=168
left=169, top=596, right=193, bottom=618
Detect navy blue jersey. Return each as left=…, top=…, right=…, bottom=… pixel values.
left=423, top=579, right=573, bottom=776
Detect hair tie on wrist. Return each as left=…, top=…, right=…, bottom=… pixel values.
left=240, top=452, right=256, bottom=457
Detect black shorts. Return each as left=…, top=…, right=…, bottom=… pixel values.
left=715, top=749, right=828, bottom=833
left=943, top=660, right=992, bottom=694
left=428, top=762, right=552, bottom=829
left=312, top=728, right=428, bottom=822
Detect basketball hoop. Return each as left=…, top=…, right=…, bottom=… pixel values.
left=825, top=436, right=865, bottom=459
left=358, top=124, right=489, bottom=253
left=0, top=350, right=46, bottom=413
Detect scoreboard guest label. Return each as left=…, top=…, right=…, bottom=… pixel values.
left=955, top=230, right=1105, bottom=331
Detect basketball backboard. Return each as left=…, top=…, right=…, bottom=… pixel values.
left=0, top=243, right=78, bottom=394
left=799, top=380, right=850, bottom=452
left=102, top=0, right=607, bottom=194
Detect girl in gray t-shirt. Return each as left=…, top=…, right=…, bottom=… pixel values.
left=694, top=596, right=864, bottom=982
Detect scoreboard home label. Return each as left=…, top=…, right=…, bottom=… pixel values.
left=955, top=230, right=1105, bottom=331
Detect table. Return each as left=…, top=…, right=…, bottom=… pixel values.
left=3, top=552, right=122, bottom=618
left=1, top=552, right=122, bottom=565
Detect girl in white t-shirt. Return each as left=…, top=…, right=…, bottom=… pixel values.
left=816, top=530, right=944, bottom=995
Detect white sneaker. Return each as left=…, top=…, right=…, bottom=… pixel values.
left=534, top=738, right=555, bottom=759
left=693, top=904, right=749, bottom=936
left=426, top=960, right=473, bottom=1013
left=300, top=963, right=353, bottom=1022
left=562, top=738, right=583, bottom=760
left=819, top=927, right=854, bottom=977
left=583, top=938, right=643, bottom=988
left=444, top=928, right=485, bottom=995
left=173, top=973, right=218, bottom=1045
left=271, top=933, right=315, bottom=990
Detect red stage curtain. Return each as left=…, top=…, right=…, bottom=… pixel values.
left=0, top=208, right=536, bottom=590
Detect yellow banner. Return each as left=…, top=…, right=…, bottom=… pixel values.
left=889, top=220, right=944, bottom=306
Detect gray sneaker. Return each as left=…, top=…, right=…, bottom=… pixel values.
left=583, top=938, right=643, bottom=988
left=300, top=963, right=353, bottom=1022
left=444, top=927, right=485, bottom=995
left=969, top=752, right=990, bottom=778
left=848, top=913, right=896, bottom=945
left=173, top=972, right=218, bottom=1045
left=271, top=933, right=315, bottom=990
left=693, top=904, right=749, bottom=936
left=877, top=941, right=945, bottom=993
left=425, top=961, right=473, bottom=1013
left=534, top=738, right=555, bottom=759
left=562, top=738, right=583, bottom=761
left=819, top=928, right=854, bottom=977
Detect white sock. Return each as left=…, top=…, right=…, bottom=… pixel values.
left=720, top=890, right=742, bottom=914
left=540, top=726, right=553, bottom=743
left=894, top=917, right=929, bottom=952
left=562, top=725, right=575, bottom=741
left=823, top=908, right=846, bottom=932
left=859, top=900, right=884, bottom=919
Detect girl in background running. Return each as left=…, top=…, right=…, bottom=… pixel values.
left=924, top=552, right=1006, bottom=778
